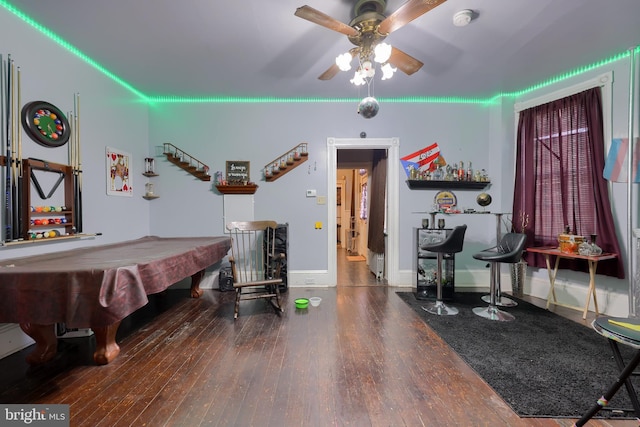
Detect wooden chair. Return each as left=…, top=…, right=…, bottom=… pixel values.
left=226, top=221, right=285, bottom=319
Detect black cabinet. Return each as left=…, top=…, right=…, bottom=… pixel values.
left=414, top=228, right=455, bottom=301
left=269, top=223, right=288, bottom=292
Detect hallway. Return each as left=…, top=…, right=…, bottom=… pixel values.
left=336, top=246, right=387, bottom=286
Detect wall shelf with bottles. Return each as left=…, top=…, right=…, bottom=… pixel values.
left=406, top=180, right=490, bottom=190
left=215, top=184, right=258, bottom=195
left=263, top=143, right=308, bottom=182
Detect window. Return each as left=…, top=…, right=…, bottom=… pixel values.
left=513, top=87, right=623, bottom=278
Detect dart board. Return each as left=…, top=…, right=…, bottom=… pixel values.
left=21, top=101, right=71, bottom=148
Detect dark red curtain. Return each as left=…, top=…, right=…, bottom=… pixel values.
left=513, top=87, right=624, bottom=278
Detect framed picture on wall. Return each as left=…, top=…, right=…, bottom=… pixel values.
left=106, top=147, right=133, bottom=197
left=225, top=160, right=250, bottom=185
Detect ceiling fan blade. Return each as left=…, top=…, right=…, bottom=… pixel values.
left=388, top=47, right=424, bottom=75
left=318, top=64, right=340, bottom=80
left=295, top=5, right=359, bottom=37
left=378, top=0, right=447, bottom=35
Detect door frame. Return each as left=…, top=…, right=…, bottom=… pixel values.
left=327, top=137, right=400, bottom=285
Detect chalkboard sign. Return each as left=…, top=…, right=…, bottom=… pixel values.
left=226, top=161, right=250, bottom=184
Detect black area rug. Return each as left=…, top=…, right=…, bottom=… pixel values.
left=397, top=291, right=637, bottom=419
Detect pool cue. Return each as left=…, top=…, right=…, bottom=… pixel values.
left=0, top=54, right=6, bottom=240
left=12, top=64, right=22, bottom=240
left=10, top=59, right=18, bottom=240
left=74, top=93, right=82, bottom=233
left=4, top=54, right=13, bottom=241
left=68, top=112, right=74, bottom=166
left=68, top=110, right=76, bottom=231
left=0, top=54, right=7, bottom=240
left=9, top=58, right=17, bottom=240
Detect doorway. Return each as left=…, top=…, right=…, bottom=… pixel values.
left=337, top=165, right=369, bottom=256
left=327, top=137, right=400, bottom=287
left=336, top=165, right=375, bottom=285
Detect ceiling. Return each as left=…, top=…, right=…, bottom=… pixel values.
left=6, top=0, right=640, bottom=100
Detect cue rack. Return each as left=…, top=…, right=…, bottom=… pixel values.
left=1, top=54, right=91, bottom=245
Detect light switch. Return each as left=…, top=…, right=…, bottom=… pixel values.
left=317, top=196, right=326, bottom=205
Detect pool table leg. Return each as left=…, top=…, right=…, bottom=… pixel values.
left=19, top=323, right=58, bottom=365
left=92, top=321, right=121, bottom=365
left=190, top=269, right=205, bottom=298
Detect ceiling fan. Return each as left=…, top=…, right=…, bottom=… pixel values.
left=294, top=0, right=447, bottom=81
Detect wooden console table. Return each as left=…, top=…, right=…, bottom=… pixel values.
left=527, top=246, right=618, bottom=319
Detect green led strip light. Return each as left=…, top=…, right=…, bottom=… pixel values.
left=147, top=95, right=487, bottom=104
left=0, top=0, right=148, bottom=101
left=146, top=47, right=638, bottom=105
left=488, top=48, right=638, bottom=104
left=1, top=0, right=637, bottom=105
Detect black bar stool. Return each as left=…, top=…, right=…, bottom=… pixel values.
left=420, top=225, right=467, bottom=316
left=472, top=233, right=527, bottom=322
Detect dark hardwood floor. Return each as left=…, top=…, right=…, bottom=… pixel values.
left=0, top=249, right=635, bottom=426
left=337, top=247, right=388, bottom=287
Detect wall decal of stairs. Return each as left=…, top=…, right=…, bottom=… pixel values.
left=163, top=143, right=211, bottom=181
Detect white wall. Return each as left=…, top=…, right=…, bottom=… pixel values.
left=147, top=102, right=495, bottom=274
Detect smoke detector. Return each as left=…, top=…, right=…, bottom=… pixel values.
left=453, top=9, right=473, bottom=27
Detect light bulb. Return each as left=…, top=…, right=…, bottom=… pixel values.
left=335, top=52, right=353, bottom=71
left=350, top=70, right=366, bottom=86
left=381, top=63, right=397, bottom=80
left=374, top=43, right=392, bottom=63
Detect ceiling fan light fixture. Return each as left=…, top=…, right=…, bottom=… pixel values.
left=380, top=63, right=397, bottom=80
left=373, top=42, right=392, bottom=63
left=336, top=52, right=353, bottom=71
left=350, top=71, right=367, bottom=86
left=453, top=9, right=473, bottom=27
